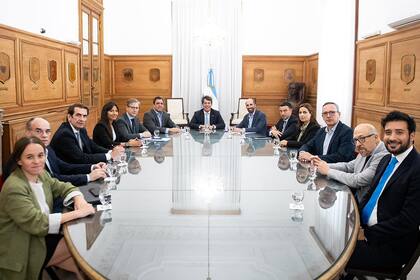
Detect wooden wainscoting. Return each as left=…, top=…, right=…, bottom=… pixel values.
left=242, top=55, right=318, bottom=125
left=354, top=23, right=420, bottom=149
left=105, top=55, right=172, bottom=119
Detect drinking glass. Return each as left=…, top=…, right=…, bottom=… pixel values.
left=99, top=185, right=111, bottom=206
left=185, top=126, right=191, bottom=140
left=309, top=161, right=317, bottom=180
left=106, top=163, right=118, bottom=179
left=154, top=129, right=160, bottom=138
left=291, top=209, right=304, bottom=222
left=292, top=190, right=304, bottom=205
left=289, top=150, right=297, bottom=162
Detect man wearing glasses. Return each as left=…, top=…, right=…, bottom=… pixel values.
left=312, top=123, right=388, bottom=202
left=115, top=98, right=152, bottom=141
left=299, top=102, right=354, bottom=163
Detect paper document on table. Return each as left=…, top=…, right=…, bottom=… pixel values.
left=244, top=132, right=256, bottom=135
left=151, top=137, right=170, bottom=142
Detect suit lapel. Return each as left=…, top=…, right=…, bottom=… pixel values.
left=383, top=149, right=416, bottom=194
left=326, top=122, right=341, bottom=154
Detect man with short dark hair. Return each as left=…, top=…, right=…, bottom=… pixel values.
left=269, top=101, right=298, bottom=139
left=232, top=98, right=267, bottom=135
left=299, top=102, right=354, bottom=163
left=115, top=98, right=152, bottom=141
left=143, top=97, right=181, bottom=134
left=51, top=103, right=124, bottom=164
left=189, top=95, right=225, bottom=130
left=344, top=111, right=420, bottom=277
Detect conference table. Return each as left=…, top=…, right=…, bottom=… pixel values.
left=64, top=130, right=359, bottom=280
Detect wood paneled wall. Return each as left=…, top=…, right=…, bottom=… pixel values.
left=104, top=55, right=172, bottom=119
left=0, top=24, right=98, bottom=164
left=242, top=55, right=318, bottom=125
left=353, top=23, right=420, bottom=146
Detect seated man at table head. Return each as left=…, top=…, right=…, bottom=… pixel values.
left=233, top=98, right=267, bottom=135
left=115, top=98, right=151, bottom=141
left=21, top=117, right=107, bottom=186
left=143, top=96, right=181, bottom=135
left=50, top=103, right=124, bottom=164
left=298, top=102, right=354, bottom=163
left=189, top=95, right=225, bottom=130
left=312, top=123, right=388, bottom=202
left=344, top=111, right=420, bottom=275
left=269, top=101, right=298, bottom=140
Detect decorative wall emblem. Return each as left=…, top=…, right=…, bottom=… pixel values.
left=93, top=68, right=99, bottom=82
left=29, top=57, right=40, bottom=83
left=122, top=68, right=133, bottom=82
left=0, top=52, right=10, bottom=84
left=48, top=60, right=57, bottom=83
left=284, top=68, right=295, bottom=82
left=401, top=54, right=416, bottom=85
left=150, top=68, right=160, bottom=82
left=254, top=68, right=264, bottom=82
left=68, top=62, right=76, bottom=83
left=366, top=59, right=376, bottom=84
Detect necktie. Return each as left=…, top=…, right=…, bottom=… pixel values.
left=75, top=131, right=83, bottom=150
left=248, top=114, right=253, bottom=128
left=361, top=156, right=398, bottom=224
left=282, top=120, right=288, bottom=133
left=157, top=112, right=163, bottom=127
left=130, top=118, right=136, bottom=132
left=205, top=112, right=210, bottom=126
left=361, top=155, right=372, bottom=171
left=45, top=152, right=53, bottom=175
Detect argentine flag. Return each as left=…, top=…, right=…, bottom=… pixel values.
left=204, top=68, right=219, bottom=110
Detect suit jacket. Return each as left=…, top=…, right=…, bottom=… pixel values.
left=93, top=121, right=120, bottom=150
left=272, top=114, right=299, bottom=140
left=286, top=121, right=320, bottom=148
left=236, top=110, right=267, bottom=135
left=327, top=141, right=388, bottom=200
left=0, top=168, right=77, bottom=280
left=46, top=146, right=91, bottom=186
left=359, top=148, right=420, bottom=262
left=115, top=113, right=148, bottom=141
left=143, top=109, right=177, bottom=134
left=189, top=109, right=225, bottom=130
left=50, top=122, right=109, bottom=164
left=299, top=121, right=355, bottom=163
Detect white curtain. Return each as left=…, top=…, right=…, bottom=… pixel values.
left=172, top=0, right=242, bottom=122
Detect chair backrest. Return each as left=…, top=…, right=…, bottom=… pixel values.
left=237, top=98, right=248, bottom=119
left=166, top=98, right=185, bottom=119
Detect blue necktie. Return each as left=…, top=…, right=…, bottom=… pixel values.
left=130, top=118, right=136, bottom=132
left=361, top=156, right=398, bottom=224
left=248, top=114, right=253, bottom=128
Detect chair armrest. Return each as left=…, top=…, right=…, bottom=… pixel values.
left=183, top=112, right=190, bottom=123
left=230, top=113, right=238, bottom=126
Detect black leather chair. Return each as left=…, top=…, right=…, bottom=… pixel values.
left=345, top=236, right=420, bottom=280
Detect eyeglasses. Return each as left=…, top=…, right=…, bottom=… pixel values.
left=353, top=133, right=375, bottom=144
left=128, top=106, right=139, bottom=110
left=322, top=111, right=337, bottom=117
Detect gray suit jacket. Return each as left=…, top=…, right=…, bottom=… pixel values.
left=143, top=109, right=177, bottom=134
left=115, top=113, right=148, bottom=141
left=327, top=141, right=388, bottom=201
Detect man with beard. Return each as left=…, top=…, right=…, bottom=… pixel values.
left=232, top=98, right=267, bottom=135
left=344, top=111, right=420, bottom=278
left=312, top=123, right=388, bottom=202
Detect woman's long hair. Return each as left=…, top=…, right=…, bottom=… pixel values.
left=297, top=103, right=318, bottom=128
left=3, top=136, right=46, bottom=180
left=99, top=101, right=119, bottom=136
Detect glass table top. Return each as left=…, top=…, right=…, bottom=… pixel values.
left=66, top=130, right=357, bottom=280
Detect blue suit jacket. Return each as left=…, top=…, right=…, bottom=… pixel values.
left=299, top=121, right=354, bottom=163
left=237, top=110, right=267, bottom=135
left=50, top=122, right=109, bottom=164
left=189, top=109, right=225, bottom=130
left=359, top=148, right=420, bottom=262
left=46, top=146, right=91, bottom=186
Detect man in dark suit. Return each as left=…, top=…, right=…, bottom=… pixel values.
left=269, top=101, right=298, bottom=140
left=143, top=96, right=181, bottom=135
left=299, top=102, right=354, bottom=163
left=344, top=111, right=420, bottom=276
left=50, top=103, right=124, bottom=164
left=189, top=95, right=225, bottom=130
left=232, top=98, right=267, bottom=135
left=115, top=98, right=152, bottom=141
left=26, top=117, right=107, bottom=186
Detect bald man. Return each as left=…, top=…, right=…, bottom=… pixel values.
left=312, top=123, right=388, bottom=202
left=232, top=98, right=267, bottom=135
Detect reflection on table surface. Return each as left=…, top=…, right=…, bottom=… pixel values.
left=67, top=130, right=357, bottom=280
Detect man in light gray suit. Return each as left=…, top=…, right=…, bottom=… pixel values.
left=313, top=123, right=388, bottom=202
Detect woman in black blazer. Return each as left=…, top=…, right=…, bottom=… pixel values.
left=93, top=101, right=121, bottom=149
left=280, top=103, right=320, bottom=148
